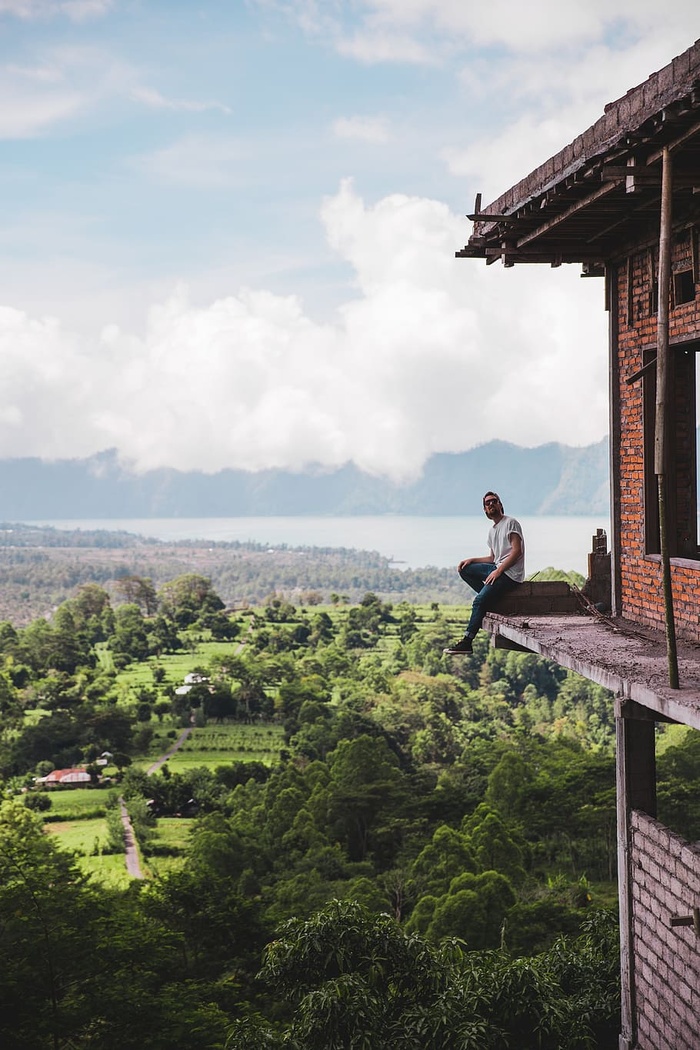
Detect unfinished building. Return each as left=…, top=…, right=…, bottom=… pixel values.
left=458, top=39, right=700, bottom=1050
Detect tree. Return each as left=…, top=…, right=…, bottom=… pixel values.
left=64, top=584, right=113, bottom=645
left=147, top=615, right=182, bottom=654
left=462, top=806, right=528, bottom=885
left=484, top=749, right=534, bottom=816
left=18, top=615, right=90, bottom=675
left=249, top=900, right=620, bottom=1050
left=115, top=574, right=158, bottom=615
left=203, top=611, right=239, bottom=640
left=421, top=870, right=517, bottom=949
left=325, top=735, right=407, bottom=863
left=157, top=574, right=224, bottom=627
left=409, top=824, right=476, bottom=898
left=84, top=706, right=135, bottom=754
left=0, top=800, right=104, bottom=1048
left=112, top=603, right=150, bottom=663
left=3, top=710, right=83, bottom=775
left=257, top=900, right=479, bottom=1050
left=203, top=682, right=236, bottom=721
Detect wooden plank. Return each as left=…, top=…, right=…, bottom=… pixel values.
left=654, top=147, right=680, bottom=689
left=466, top=213, right=530, bottom=223
left=601, top=165, right=661, bottom=183
left=626, top=357, right=656, bottom=386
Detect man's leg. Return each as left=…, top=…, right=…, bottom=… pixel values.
left=458, top=561, right=493, bottom=594
left=445, top=565, right=519, bottom=654
left=465, top=572, right=519, bottom=637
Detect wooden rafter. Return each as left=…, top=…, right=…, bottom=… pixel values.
left=516, top=179, right=623, bottom=248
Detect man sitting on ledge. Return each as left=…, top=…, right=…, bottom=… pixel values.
left=444, top=491, right=525, bottom=655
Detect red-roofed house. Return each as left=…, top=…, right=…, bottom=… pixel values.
left=36, top=768, right=92, bottom=786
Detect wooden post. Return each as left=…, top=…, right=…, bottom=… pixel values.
left=654, top=146, right=679, bottom=689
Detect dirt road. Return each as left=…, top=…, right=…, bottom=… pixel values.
left=120, top=725, right=194, bottom=879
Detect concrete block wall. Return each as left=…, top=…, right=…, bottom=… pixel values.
left=630, top=811, right=700, bottom=1049
left=491, top=580, right=580, bottom=616
left=614, top=231, right=700, bottom=641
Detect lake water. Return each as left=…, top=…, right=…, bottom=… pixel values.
left=28, top=515, right=610, bottom=577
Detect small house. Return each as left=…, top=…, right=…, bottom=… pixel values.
left=36, top=767, right=92, bottom=786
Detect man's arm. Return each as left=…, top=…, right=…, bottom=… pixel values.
left=458, top=553, right=494, bottom=571
left=484, top=533, right=522, bottom=585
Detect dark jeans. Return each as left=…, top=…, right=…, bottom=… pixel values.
left=459, top=562, right=520, bottom=637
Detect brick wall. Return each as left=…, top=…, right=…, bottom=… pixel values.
left=630, top=811, right=700, bottom=1049
left=614, top=229, right=700, bottom=640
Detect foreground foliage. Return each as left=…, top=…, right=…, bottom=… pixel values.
left=3, top=565, right=697, bottom=1047
left=236, top=900, right=620, bottom=1049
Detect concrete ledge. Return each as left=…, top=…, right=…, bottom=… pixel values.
left=493, top=581, right=580, bottom=615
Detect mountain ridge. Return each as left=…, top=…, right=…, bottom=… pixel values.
left=0, top=439, right=610, bottom=518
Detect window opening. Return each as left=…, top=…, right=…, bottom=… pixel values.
left=671, top=230, right=697, bottom=307
left=673, top=269, right=695, bottom=306
left=643, top=345, right=699, bottom=558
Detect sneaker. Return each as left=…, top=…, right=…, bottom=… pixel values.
left=443, top=636, right=473, bottom=655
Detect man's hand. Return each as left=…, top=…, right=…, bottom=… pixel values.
left=484, top=568, right=500, bottom=586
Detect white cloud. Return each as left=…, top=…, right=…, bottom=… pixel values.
left=337, top=31, right=434, bottom=65
left=331, top=115, right=389, bottom=143
left=0, top=60, right=87, bottom=136
left=319, top=0, right=699, bottom=56
left=0, top=47, right=151, bottom=138
left=61, top=0, right=112, bottom=18
left=0, top=182, right=608, bottom=480
left=134, top=134, right=251, bottom=189
left=130, top=86, right=231, bottom=116
left=0, top=43, right=231, bottom=140
left=262, top=0, right=698, bottom=79
left=0, top=0, right=112, bottom=20
left=444, top=30, right=699, bottom=204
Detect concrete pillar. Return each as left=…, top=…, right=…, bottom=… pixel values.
left=616, top=698, right=657, bottom=1050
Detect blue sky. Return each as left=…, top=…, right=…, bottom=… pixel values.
left=0, top=1, right=697, bottom=479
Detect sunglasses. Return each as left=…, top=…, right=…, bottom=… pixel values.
left=484, top=498, right=499, bottom=506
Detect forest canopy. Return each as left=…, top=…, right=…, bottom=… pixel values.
left=1, top=545, right=694, bottom=1048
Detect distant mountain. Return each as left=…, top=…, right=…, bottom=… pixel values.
left=0, top=439, right=610, bottom=519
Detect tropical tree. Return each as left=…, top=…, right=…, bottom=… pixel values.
left=242, top=899, right=620, bottom=1050
left=157, top=574, right=225, bottom=627
left=112, top=603, right=150, bottom=663
left=115, top=574, right=159, bottom=615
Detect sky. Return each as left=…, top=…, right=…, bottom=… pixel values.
left=0, top=1, right=698, bottom=482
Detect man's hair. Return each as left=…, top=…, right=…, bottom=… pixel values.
left=483, top=491, right=504, bottom=512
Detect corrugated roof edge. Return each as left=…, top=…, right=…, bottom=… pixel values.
left=473, top=37, right=700, bottom=233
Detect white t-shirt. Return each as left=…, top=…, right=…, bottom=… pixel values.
left=488, top=515, right=525, bottom=583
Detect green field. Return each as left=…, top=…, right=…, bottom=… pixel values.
left=114, top=638, right=243, bottom=695
left=139, top=722, right=285, bottom=772
left=43, top=786, right=114, bottom=820
left=145, top=816, right=194, bottom=877
left=46, top=816, right=112, bottom=855
left=45, top=720, right=284, bottom=885
left=79, top=852, right=134, bottom=889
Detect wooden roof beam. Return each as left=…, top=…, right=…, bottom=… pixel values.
left=482, top=246, right=605, bottom=264
left=646, top=116, right=700, bottom=165
left=516, top=179, right=622, bottom=249
left=466, top=213, right=530, bottom=223
left=586, top=192, right=664, bottom=244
